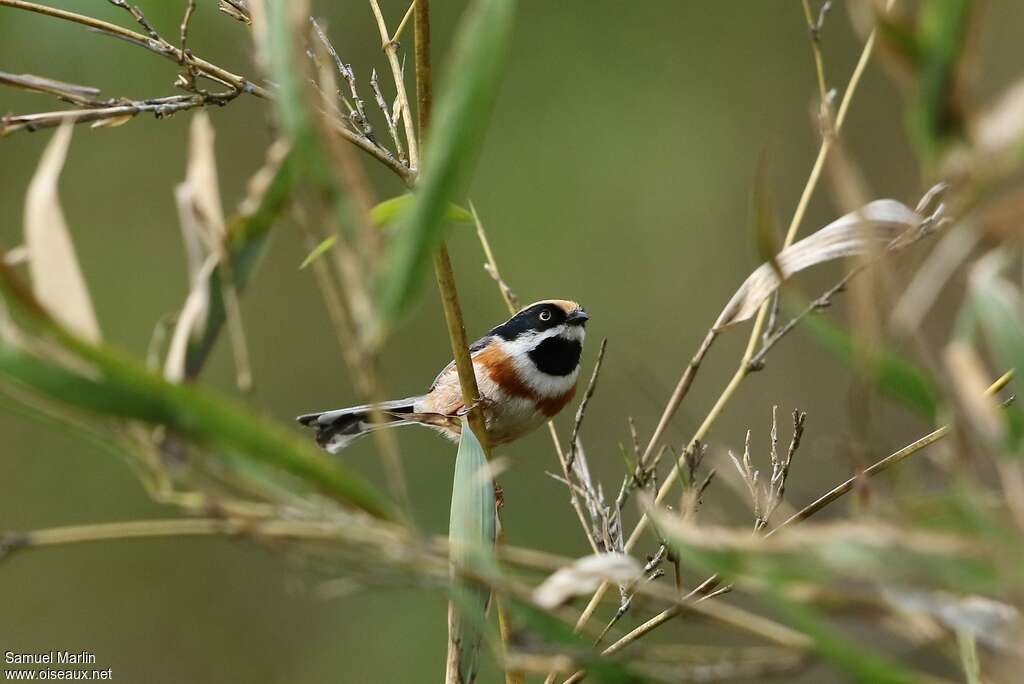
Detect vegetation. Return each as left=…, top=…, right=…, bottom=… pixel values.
left=2, top=1, right=1023, bottom=682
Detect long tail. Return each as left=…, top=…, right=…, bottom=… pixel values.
left=297, top=397, right=421, bottom=453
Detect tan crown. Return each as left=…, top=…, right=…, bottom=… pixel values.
left=519, top=299, right=581, bottom=314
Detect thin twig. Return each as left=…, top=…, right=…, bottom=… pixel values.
left=310, top=17, right=375, bottom=141
left=0, top=0, right=415, bottom=184
left=368, top=0, right=419, bottom=170
left=391, top=0, right=417, bottom=44
left=180, top=0, right=197, bottom=61
left=0, top=70, right=103, bottom=106
left=567, top=339, right=608, bottom=469
left=371, top=68, right=406, bottom=162
left=801, top=0, right=831, bottom=105
left=0, top=0, right=264, bottom=94
left=747, top=268, right=857, bottom=371
left=472, top=203, right=520, bottom=311
left=0, top=94, right=231, bottom=135
left=218, top=0, right=250, bottom=24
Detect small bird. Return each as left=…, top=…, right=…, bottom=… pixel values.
left=297, top=300, right=589, bottom=453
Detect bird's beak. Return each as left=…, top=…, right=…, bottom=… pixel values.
left=567, top=308, right=589, bottom=326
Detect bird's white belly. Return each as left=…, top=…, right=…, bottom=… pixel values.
left=476, top=366, right=547, bottom=444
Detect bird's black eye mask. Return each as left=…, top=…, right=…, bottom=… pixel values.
left=490, top=304, right=566, bottom=341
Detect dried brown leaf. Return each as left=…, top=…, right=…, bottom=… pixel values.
left=164, top=113, right=229, bottom=382
left=23, top=123, right=102, bottom=343
left=179, top=112, right=226, bottom=256
left=714, top=200, right=922, bottom=331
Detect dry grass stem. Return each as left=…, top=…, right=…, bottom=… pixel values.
left=368, top=0, right=419, bottom=169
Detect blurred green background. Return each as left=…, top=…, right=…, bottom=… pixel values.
left=2, top=1, right=1022, bottom=682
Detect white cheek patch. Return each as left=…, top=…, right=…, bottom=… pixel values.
left=498, top=325, right=583, bottom=397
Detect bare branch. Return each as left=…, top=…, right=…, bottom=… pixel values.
left=218, top=0, right=251, bottom=24
left=0, top=70, right=102, bottom=106
left=567, top=339, right=608, bottom=470
left=1, top=94, right=232, bottom=136
left=368, top=0, right=419, bottom=170
left=0, top=0, right=266, bottom=96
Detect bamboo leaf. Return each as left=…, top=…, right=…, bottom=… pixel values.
left=255, top=0, right=315, bottom=155
left=714, top=200, right=924, bottom=330
left=23, top=123, right=102, bottom=343
left=298, top=235, right=337, bottom=270
left=910, top=0, right=973, bottom=162
left=375, top=0, right=516, bottom=330
left=370, top=194, right=474, bottom=229
left=448, top=419, right=496, bottom=683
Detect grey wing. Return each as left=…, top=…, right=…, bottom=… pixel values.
left=427, top=335, right=492, bottom=392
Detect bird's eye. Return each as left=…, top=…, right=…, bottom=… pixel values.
left=539, top=310, right=552, bottom=322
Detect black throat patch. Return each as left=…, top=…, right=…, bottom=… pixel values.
left=528, top=336, right=582, bottom=377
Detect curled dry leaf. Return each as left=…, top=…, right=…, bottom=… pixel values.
left=533, top=553, right=642, bottom=609
left=23, top=123, right=102, bottom=343
left=179, top=111, right=226, bottom=255
left=714, top=199, right=924, bottom=331
left=164, top=112, right=228, bottom=382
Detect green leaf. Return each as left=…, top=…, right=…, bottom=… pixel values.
left=804, top=314, right=939, bottom=420
left=448, top=419, right=496, bottom=683
left=914, top=0, right=972, bottom=151
left=261, top=1, right=315, bottom=158
left=375, top=0, right=517, bottom=331
left=370, top=194, right=474, bottom=229
left=298, top=235, right=337, bottom=270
